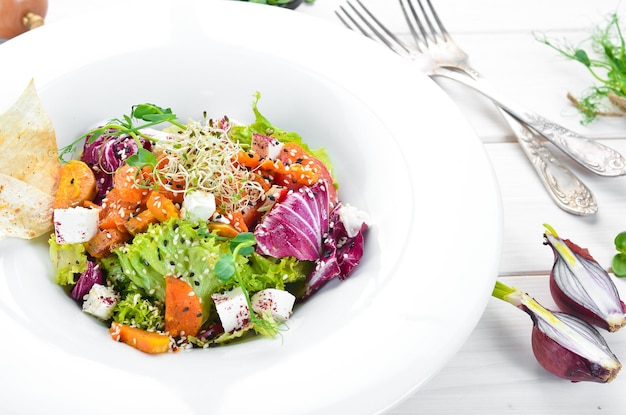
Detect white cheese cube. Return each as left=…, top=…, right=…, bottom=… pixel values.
left=251, top=134, right=284, bottom=160
left=212, top=287, right=250, bottom=333
left=338, top=204, right=370, bottom=238
left=82, top=284, right=119, bottom=320
left=181, top=190, right=216, bottom=223
left=53, top=206, right=100, bottom=244
left=251, top=288, right=296, bottom=322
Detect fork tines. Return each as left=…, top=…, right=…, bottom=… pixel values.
left=399, top=0, right=449, bottom=48
left=335, top=0, right=412, bottom=56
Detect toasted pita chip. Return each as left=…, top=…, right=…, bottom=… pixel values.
left=0, top=173, right=54, bottom=239
left=0, top=79, right=61, bottom=195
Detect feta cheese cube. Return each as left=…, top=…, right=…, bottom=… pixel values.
left=251, top=134, right=284, bottom=160
left=251, top=288, right=296, bottom=322
left=181, top=190, right=216, bottom=224
left=82, top=284, right=119, bottom=320
left=53, top=206, right=100, bottom=244
left=212, top=287, right=250, bottom=333
left=338, top=204, right=370, bottom=238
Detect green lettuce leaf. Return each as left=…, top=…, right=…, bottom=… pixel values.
left=228, top=92, right=336, bottom=182
left=48, top=235, right=88, bottom=286
left=110, top=218, right=309, bottom=325
left=113, top=291, right=164, bottom=332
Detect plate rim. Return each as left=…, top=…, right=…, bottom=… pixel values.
left=0, top=1, right=502, bottom=414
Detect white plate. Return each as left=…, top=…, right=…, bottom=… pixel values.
left=0, top=1, right=502, bottom=414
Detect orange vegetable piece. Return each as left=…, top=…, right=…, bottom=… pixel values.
left=149, top=155, right=186, bottom=204
left=113, top=165, right=149, bottom=206
left=241, top=201, right=263, bottom=229
left=124, top=208, right=158, bottom=236
left=279, top=142, right=337, bottom=205
left=98, top=188, right=141, bottom=231
left=164, top=275, right=203, bottom=338
left=228, top=211, right=248, bottom=233
left=147, top=191, right=180, bottom=222
left=109, top=322, right=170, bottom=354
left=84, top=227, right=131, bottom=258
left=156, top=178, right=186, bottom=205
left=237, top=150, right=263, bottom=169
left=53, top=160, right=97, bottom=209
left=207, top=222, right=240, bottom=238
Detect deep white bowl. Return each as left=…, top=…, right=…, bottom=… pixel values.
left=0, top=1, right=502, bottom=414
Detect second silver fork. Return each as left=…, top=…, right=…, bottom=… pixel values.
left=337, top=0, right=598, bottom=215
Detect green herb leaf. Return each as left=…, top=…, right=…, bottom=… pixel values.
left=230, top=232, right=256, bottom=256
left=126, top=147, right=158, bottom=167
left=574, top=49, right=591, bottom=67
left=612, top=253, right=626, bottom=277
left=215, top=253, right=236, bottom=281
left=132, top=103, right=173, bottom=120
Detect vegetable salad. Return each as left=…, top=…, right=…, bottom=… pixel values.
left=49, top=95, right=369, bottom=353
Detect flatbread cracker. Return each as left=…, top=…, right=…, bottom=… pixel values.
left=0, top=173, right=54, bottom=239
left=0, top=80, right=60, bottom=239
left=0, top=79, right=61, bottom=195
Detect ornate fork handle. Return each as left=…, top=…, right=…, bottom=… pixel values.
left=433, top=66, right=626, bottom=177
left=501, top=111, right=597, bottom=215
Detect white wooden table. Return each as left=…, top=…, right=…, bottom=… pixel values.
left=6, top=0, right=626, bottom=413
left=309, top=1, right=626, bottom=413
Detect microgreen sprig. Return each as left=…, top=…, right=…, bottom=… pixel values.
left=58, top=103, right=185, bottom=162
left=537, top=13, right=626, bottom=124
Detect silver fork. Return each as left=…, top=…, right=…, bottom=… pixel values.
left=339, top=0, right=626, bottom=179
left=336, top=0, right=602, bottom=215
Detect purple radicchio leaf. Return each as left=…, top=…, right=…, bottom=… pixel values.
left=71, top=260, right=103, bottom=301
left=81, top=131, right=151, bottom=203
left=303, top=202, right=368, bottom=299
left=254, top=181, right=330, bottom=261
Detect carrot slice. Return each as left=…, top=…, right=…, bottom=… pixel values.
left=124, top=208, right=158, bottom=236
left=112, top=165, right=149, bottom=207
left=146, top=191, right=180, bottom=222
left=84, top=227, right=131, bottom=258
left=53, top=160, right=97, bottom=209
left=207, top=222, right=240, bottom=238
left=109, top=322, right=170, bottom=354
left=228, top=211, right=248, bottom=233
left=279, top=142, right=337, bottom=204
left=98, top=188, right=141, bottom=231
left=237, top=150, right=263, bottom=168
left=164, top=275, right=203, bottom=338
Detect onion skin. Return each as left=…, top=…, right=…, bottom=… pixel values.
left=530, top=317, right=620, bottom=383
left=550, top=273, right=626, bottom=332
left=544, top=229, right=626, bottom=332
left=494, top=280, right=621, bottom=383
